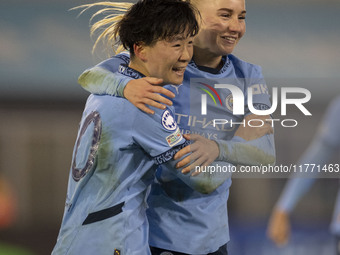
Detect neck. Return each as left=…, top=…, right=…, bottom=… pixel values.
left=128, top=60, right=150, bottom=77
left=193, top=45, right=223, bottom=69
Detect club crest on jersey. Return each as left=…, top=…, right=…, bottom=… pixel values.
left=162, top=110, right=177, bottom=131
left=225, top=94, right=233, bottom=112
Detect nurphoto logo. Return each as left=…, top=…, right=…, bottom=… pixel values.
left=200, top=84, right=312, bottom=128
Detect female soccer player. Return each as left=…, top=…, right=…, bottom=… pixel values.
left=51, top=1, right=215, bottom=254
left=267, top=96, right=340, bottom=255
left=78, top=0, right=276, bottom=254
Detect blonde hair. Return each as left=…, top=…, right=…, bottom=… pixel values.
left=72, top=0, right=200, bottom=57
left=71, top=2, right=133, bottom=55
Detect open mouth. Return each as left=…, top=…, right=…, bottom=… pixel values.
left=172, top=67, right=186, bottom=76
left=221, top=36, right=237, bottom=44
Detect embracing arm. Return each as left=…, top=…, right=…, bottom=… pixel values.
left=152, top=140, right=231, bottom=194
left=79, top=66, right=131, bottom=97
left=78, top=56, right=174, bottom=114
left=165, top=154, right=232, bottom=194
left=216, top=114, right=275, bottom=166
left=133, top=106, right=230, bottom=195
left=175, top=114, right=275, bottom=174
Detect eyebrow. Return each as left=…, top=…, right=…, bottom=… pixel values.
left=218, top=8, right=247, bottom=15
left=172, top=35, right=186, bottom=41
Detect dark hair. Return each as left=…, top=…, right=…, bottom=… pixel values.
left=115, top=0, right=200, bottom=56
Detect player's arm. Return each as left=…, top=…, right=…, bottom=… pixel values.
left=218, top=69, right=276, bottom=165
left=175, top=114, right=275, bottom=174
left=267, top=138, right=333, bottom=246
left=215, top=115, right=275, bottom=166
left=267, top=97, right=340, bottom=246
left=78, top=54, right=175, bottom=114
left=216, top=76, right=276, bottom=167
left=133, top=107, right=230, bottom=194
left=175, top=74, right=276, bottom=172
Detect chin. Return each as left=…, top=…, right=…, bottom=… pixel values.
left=217, top=46, right=235, bottom=56
left=170, top=81, right=182, bottom=85
left=168, top=77, right=183, bottom=85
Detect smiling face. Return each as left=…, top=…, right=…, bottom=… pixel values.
left=194, top=0, right=246, bottom=57
left=138, top=34, right=194, bottom=85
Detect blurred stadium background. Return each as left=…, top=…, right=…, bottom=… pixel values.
left=0, top=0, right=339, bottom=254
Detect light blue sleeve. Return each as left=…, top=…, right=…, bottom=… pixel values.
left=216, top=63, right=276, bottom=166
left=133, top=106, right=231, bottom=194
left=78, top=53, right=132, bottom=97
left=165, top=160, right=233, bottom=194
left=277, top=97, right=340, bottom=213
left=216, top=134, right=276, bottom=166
left=132, top=106, right=187, bottom=158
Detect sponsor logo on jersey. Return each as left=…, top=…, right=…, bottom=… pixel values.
left=170, top=84, right=183, bottom=95
left=162, top=110, right=177, bottom=131
left=166, top=128, right=182, bottom=147
left=153, top=140, right=191, bottom=165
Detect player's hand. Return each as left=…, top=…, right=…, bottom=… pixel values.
left=174, top=134, right=219, bottom=176
left=267, top=208, right=291, bottom=246
left=235, top=114, right=273, bottom=141
left=124, top=77, right=175, bottom=114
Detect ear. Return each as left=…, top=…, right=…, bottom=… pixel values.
left=133, top=43, right=148, bottom=62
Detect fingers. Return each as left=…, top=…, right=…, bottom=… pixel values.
left=148, top=84, right=176, bottom=99
left=174, top=144, right=191, bottom=160
left=182, top=160, right=206, bottom=175
left=124, top=77, right=175, bottom=114
left=180, top=153, right=207, bottom=174
left=182, top=134, right=191, bottom=140
left=142, top=98, right=167, bottom=111
left=175, top=136, right=219, bottom=175
left=177, top=149, right=211, bottom=174
left=136, top=103, right=155, bottom=115
left=184, top=133, right=201, bottom=140
left=146, top=92, right=173, bottom=107
left=176, top=155, right=192, bottom=173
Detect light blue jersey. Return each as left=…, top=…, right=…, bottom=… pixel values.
left=78, top=52, right=275, bottom=254
left=147, top=55, right=274, bottom=254
left=277, top=96, right=340, bottom=235
left=52, top=66, right=190, bottom=255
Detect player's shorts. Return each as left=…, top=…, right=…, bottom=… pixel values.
left=150, top=243, right=228, bottom=255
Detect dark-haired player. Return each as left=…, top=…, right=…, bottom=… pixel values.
left=51, top=1, right=230, bottom=254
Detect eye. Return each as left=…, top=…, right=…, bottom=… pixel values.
left=221, top=13, right=231, bottom=19
left=173, top=44, right=182, bottom=47
left=239, top=16, right=246, bottom=20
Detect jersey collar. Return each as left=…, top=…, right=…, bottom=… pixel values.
left=118, top=64, right=145, bottom=79
left=189, top=55, right=231, bottom=74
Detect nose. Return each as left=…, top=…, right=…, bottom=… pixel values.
left=228, top=16, right=242, bottom=34
left=179, top=44, right=193, bottom=62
